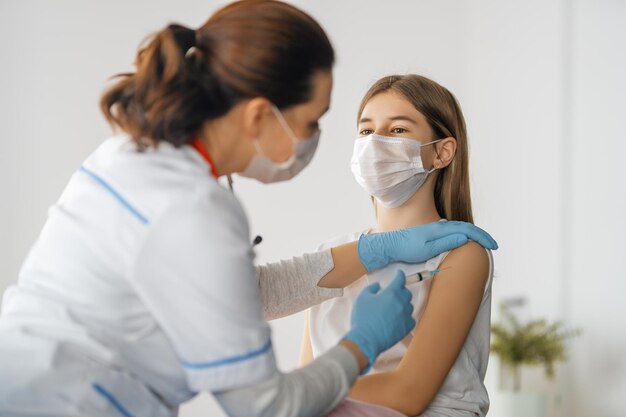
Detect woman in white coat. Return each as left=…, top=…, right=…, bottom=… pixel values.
left=0, top=1, right=497, bottom=416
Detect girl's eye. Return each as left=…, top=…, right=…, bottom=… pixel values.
left=392, top=127, right=408, bottom=134
left=359, top=128, right=374, bottom=135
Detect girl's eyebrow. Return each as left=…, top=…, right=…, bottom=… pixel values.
left=388, top=115, right=417, bottom=124
left=359, top=115, right=418, bottom=124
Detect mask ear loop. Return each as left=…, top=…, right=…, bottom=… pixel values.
left=231, top=138, right=263, bottom=193
left=271, top=105, right=299, bottom=144
left=251, top=138, right=264, bottom=156
left=427, top=138, right=444, bottom=174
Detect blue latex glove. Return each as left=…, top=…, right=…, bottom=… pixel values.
left=358, top=220, right=498, bottom=272
left=343, top=270, right=416, bottom=373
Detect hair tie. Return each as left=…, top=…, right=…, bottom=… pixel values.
left=185, top=46, right=199, bottom=58
left=167, top=24, right=197, bottom=58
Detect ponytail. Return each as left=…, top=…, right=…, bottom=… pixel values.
left=100, top=24, right=238, bottom=147
left=100, top=0, right=335, bottom=147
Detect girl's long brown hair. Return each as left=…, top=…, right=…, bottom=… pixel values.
left=358, top=75, right=473, bottom=223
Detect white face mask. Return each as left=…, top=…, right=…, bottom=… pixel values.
left=351, top=134, right=442, bottom=208
left=240, top=105, right=320, bottom=184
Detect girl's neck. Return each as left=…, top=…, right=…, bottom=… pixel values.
left=372, top=185, right=442, bottom=233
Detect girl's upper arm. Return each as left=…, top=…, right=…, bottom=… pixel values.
left=394, top=241, right=490, bottom=412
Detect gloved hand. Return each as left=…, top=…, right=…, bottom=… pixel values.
left=358, top=220, right=498, bottom=272
left=343, top=270, right=416, bottom=373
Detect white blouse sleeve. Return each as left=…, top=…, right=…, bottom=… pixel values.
left=130, top=188, right=275, bottom=392
left=214, top=344, right=359, bottom=417
left=128, top=187, right=360, bottom=415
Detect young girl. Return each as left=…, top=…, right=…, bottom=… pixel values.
left=300, top=75, right=493, bottom=417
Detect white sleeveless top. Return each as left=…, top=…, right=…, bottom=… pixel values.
left=308, top=231, right=493, bottom=417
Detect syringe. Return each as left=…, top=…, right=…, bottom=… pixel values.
left=405, top=269, right=440, bottom=286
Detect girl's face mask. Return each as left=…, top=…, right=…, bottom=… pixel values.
left=351, top=134, right=441, bottom=208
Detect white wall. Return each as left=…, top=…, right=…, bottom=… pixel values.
left=567, top=1, right=626, bottom=415
left=1, top=0, right=624, bottom=416
left=464, top=1, right=572, bottom=411
left=466, top=0, right=568, bottom=321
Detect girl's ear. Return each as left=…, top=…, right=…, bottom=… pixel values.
left=434, top=137, right=457, bottom=169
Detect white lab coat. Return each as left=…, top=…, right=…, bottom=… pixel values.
left=0, top=136, right=357, bottom=417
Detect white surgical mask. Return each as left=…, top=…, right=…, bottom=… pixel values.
left=240, top=105, right=320, bottom=183
left=351, top=134, right=442, bottom=208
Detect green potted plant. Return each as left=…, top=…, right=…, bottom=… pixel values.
left=489, top=303, right=580, bottom=417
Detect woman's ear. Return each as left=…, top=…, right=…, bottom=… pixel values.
left=434, top=137, right=457, bottom=169
left=242, top=97, right=273, bottom=141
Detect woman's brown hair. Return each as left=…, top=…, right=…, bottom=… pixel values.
left=357, top=75, right=473, bottom=223
left=101, top=0, right=334, bottom=147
